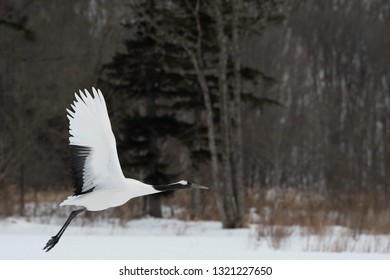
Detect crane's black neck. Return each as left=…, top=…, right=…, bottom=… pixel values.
left=153, top=181, right=192, bottom=192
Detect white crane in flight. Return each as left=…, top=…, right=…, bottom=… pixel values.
left=43, top=88, right=208, bottom=252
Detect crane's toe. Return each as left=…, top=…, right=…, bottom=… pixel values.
left=43, top=236, right=59, bottom=252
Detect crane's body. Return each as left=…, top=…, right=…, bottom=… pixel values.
left=60, top=178, right=190, bottom=211
left=60, top=178, right=154, bottom=211
left=43, top=88, right=207, bottom=252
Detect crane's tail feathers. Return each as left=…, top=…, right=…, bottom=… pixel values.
left=59, top=196, right=77, bottom=207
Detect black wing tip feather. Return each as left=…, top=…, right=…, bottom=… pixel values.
left=69, top=144, right=93, bottom=196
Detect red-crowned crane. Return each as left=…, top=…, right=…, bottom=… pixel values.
left=43, top=88, right=208, bottom=252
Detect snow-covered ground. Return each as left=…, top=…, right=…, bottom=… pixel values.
left=0, top=216, right=389, bottom=260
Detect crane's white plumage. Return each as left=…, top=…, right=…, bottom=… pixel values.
left=43, top=87, right=207, bottom=252
left=60, top=88, right=157, bottom=211
left=67, top=88, right=124, bottom=182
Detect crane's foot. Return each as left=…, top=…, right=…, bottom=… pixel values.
left=43, top=235, right=59, bottom=252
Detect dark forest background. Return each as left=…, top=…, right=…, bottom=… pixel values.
left=0, top=0, right=389, bottom=233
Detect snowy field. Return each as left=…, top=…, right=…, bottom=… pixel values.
left=0, top=216, right=389, bottom=260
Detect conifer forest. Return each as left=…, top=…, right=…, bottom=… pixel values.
left=0, top=0, right=390, bottom=235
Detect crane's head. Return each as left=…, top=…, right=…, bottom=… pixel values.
left=174, top=180, right=209, bottom=190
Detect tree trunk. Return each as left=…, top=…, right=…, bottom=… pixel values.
left=190, top=105, right=202, bottom=220
left=215, top=0, right=237, bottom=228
left=19, top=153, right=25, bottom=217
left=231, top=0, right=245, bottom=227
left=182, top=1, right=229, bottom=226
left=146, top=55, right=162, bottom=218
left=148, top=194, right=162, bottom=217
left=188, top=51, right=227, bottom=225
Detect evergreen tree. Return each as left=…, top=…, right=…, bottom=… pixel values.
left=100, top=3, right=206, bottom=217
left=134, top=0, right=283, bottom=227
left=101, top=0, right=282, bottom=223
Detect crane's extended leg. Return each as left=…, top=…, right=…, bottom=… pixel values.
left=43, top=207, right=86, bottom=252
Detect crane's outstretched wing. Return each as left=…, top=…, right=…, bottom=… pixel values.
left=65, top=88, right=124, bottom=196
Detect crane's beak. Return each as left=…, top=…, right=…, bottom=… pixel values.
left=191, top=183, right=209, bottom=190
